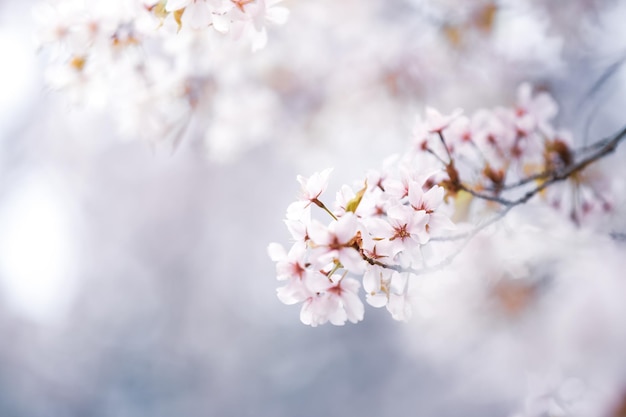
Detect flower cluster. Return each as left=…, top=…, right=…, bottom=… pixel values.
left=155, top=0, right=288, bottom=48
left=35, top=0, right=619, bottom=165
left=413, top=84, right=613, bottom=223
left=270, top=84, right=622, bottom=327
left=34, top=0, right=288, bottom=154
left=268, top=159, right=456, bottom=326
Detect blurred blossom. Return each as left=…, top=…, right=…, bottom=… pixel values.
left=32, top=0, right=624, bottom=166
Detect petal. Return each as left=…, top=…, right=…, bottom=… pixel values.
left=387, top=204, right=413, bottom=223
left=407, top=210, right=428, bottom=235
left=307, top=219, right=330, bottom=245
left=338, top=248, right=365, bottom=274
left=363, top=217, right=394, bottom=239
left=286, top=200, right=307, bottom=219
left=389, top=271, right=408, bottom=294
left=422, top=185, right=444, bottom=211
left=277, top=280, right=308, bottom=305
left=299, top=298, right=315, bottom=326
left=287, top=240, right=307, bottom=260
left=341, top=289, right=364, bottom=324
left=387, top=293, right=412, bottom=321
left=184, top=2, right=211, bottom=28
left=335, top=184, right=356, bottom=213
left=327, top=298, right=348, bottom=325
left=284, top=218, right=308, bottom=241
left=366, top=293, right=388, bottom=308
left=300, top=168, right=333, bottom=200
left=339, top=276, right=361, bottom=293
left=332, top=213, right=358, bottom=243
left=166, top=0, right=191, bottom=11
left=267, top=242, right=286, bottom=262
left=408, top=180, right=424, bottom=209
left=305, top=272, right=333, bottom=293
left=211, top=13, right=231, bottom=33
left=363, top=267, right=382, bottom=293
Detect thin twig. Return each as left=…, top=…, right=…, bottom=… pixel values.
left=510, top=124, right=626, bottom=206
left=461, top=124, right=626, bottom=207
left=482, top=170, right=552, bottom=192
left=438, top=131, right=453, bottom=162
left=412, top=124, right=626, bottom=274
left=359, top=125, right=626, bottom=277
left=391, top=206, right=518, bottom=276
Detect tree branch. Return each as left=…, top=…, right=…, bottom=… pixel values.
left=457, top=124, right=626, bottom=207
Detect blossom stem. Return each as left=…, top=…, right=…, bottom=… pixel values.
left=438, top=131, right=453, bottom=162
left=452, top=124, right=626, bottom=208
left=313, top=198, right=338, bottom=221
left=431, top=124, right=626, bottom=246
left=325, top=261, right=343, bottom=281
left=424, top=146, right=448, bottom=165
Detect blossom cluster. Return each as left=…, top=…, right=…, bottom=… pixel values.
left=34, top=0, right=288, bottom=154
left=413, top=84, right=613, bottom=223
left=268, top=160, right=457, bottom=326
left=269, top=84, right=617, bottom=327
left=35, top=0, right=289, bottom=58
left=35, top=0, right=617, bottom=162
left=35, top=0, right=288, bottom=83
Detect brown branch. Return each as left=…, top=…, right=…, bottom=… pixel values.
left=358, top=126, right=626, bottom=277
left=438, top=131, right=453, bottom=162
left=456, top=183, right=515, bottom=206
left=420, top=124, right=626, bottom=272
left=482, top=170, right=553, bottom=192
left=476, top=125, right=626, bottom=194
left=455, top=124, right=626, bottom=207
left=509, top=124, right=626, bottom=206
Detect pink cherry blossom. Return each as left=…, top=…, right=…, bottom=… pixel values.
left=424, top=107, right=464, bottom=134
left=308, top=213, right=364, bottom=275
left=300, top=277, right=364, bottom=327
left=267, top=241, right=308, bottom=281
left=384, top=204, right=429, bottom=252
left=515, top=82, right=558, bottom=129
left=296, top=168, right=333, bottom=204
left=408, top=182, right=455, bottom=234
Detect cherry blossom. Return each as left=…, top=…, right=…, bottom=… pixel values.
left=296, top=168, right=333, bottom=205
left=363, top=267, right=413, bottom=321
left=287, top=168, right=334, bottom=219
left=424, top=107, right=464, bottom=134
left=269, top=158, right=454, bottom=325
left=308, top=213, right=363, bottom=274
left=34, top=0, right=290, bottom=154
left=300, top=276, right=364, bottom=327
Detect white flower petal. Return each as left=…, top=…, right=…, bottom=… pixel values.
left=267, top=242, right=286, bottom=262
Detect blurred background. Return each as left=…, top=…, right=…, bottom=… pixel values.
left=1, top=0, right=626, bottom=416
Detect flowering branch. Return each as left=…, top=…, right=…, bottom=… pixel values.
left=453, top=124, right=626, bottom=208
left=269, top=84, right=624, bottom=327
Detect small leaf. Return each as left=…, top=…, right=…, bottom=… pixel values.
left=174, top=9, right=185, bottom=32
left=345, top=181, right=367, bottom=213
left=152, top=1, right=169, bottom=21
